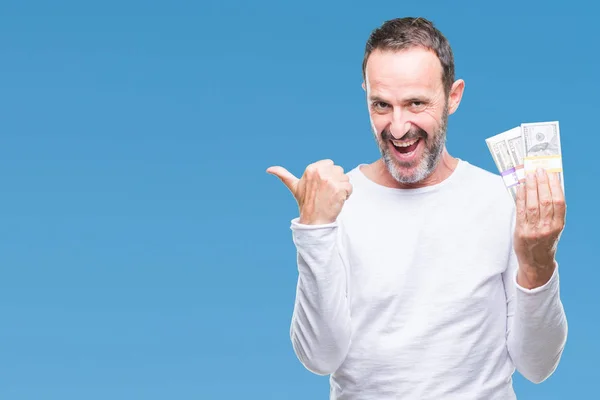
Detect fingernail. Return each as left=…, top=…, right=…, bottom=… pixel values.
left=536, top=167, right=544, bottom=178
left=527, top=172, right=535, bottom=181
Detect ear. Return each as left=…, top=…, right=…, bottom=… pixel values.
left=362, top=81, right=366, bottom=91
left=447, top=79, right=465, bottom=115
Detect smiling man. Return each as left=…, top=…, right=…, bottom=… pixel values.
left=268, top=17, right=568, bottom=399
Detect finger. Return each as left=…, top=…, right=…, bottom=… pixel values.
left=314, top=159, right=334, bottom=168
left=339, top=182, right=353, bottom=199
left=549, top=172, right=566, bottom=223
left=337, top=182, right=352, bottom=201
left=525, top=171, right=539, bottom=226
left=266, top=166, right=299, bottom=194
left=305, top=159, right=334, bottom=179
left=515, top=182, right=526, bottom=226
left=536, top=168, right=553, bottom=222
left=332, top=165, right=345, bottom=176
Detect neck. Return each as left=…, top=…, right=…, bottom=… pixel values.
left=362, top=148, right=459, bottom=189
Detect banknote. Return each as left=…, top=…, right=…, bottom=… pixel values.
left=521, top=121, right=564, bottom=192
left=504, top=127, right=526, bottom=184
left=485, top=129, right=521, bottom=201
left=486, top=121, right=564, bottom=201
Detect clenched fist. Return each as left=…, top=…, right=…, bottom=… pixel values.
left=267, top=159, right=353, bottom=225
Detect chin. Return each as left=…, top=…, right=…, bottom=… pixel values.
left=375, top=126, right=447, bottom=185
left=389, top=162, right=432, bottom=184
left=383, top=150, right=442, bottom=185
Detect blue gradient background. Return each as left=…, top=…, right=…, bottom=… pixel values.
left=1, top=1, right=597, bottom=398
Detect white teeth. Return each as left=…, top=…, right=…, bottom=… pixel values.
left=392, top=138, right=419, bottom=147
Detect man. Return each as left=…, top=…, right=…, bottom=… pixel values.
left=267, top=17, right=568, bottom=399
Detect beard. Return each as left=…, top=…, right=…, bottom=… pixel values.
left=373, top=106, right=448, bottom=185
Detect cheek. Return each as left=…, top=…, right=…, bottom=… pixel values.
left=413, top=109, right=443, bottom=134
left=369, top=114, right=387, bottom=133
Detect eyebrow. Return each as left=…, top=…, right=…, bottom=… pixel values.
left=368, top=94, right=428, bottom=103
left=368, top=95, right=388, bottom=103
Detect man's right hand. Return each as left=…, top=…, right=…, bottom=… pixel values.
left=267, top=159, right=353, bottom=225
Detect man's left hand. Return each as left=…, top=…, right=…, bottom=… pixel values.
left=514, top=168, right=566, bottom=289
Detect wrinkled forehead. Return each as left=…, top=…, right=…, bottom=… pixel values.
left=364, top=47, right=445, bottom=94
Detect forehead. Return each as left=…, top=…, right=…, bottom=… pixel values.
left=364, top=47, right=444, bottom=94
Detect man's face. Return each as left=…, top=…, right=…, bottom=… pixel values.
left=364, top=47, right=457, bottom=184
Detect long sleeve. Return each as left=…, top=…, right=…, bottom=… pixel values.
left=502, top=234, right=568, bottom=383
left=289, top=217, right=353, bottom=376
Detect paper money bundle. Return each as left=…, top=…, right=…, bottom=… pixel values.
left=485, top=121, right=564, bottom=202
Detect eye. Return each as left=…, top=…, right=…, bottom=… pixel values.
left=409, top=100, right=427, bottom=111
left=372, top=101, right=390, bottom=112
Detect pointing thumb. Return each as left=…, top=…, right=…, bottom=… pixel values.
left=266, top=166, right=299, bottom=194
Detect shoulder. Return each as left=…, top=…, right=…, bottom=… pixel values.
left=460, top=160, right=504, bottom=187
left=343, top=164, right=372, bottom=192
left=336, top=164, right=379, bottom=221
left=458, top=160, right=516, bottom=214
left=346, top=165, right=363, bottom=182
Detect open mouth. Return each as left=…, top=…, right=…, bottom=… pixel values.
left=391, top=137, right=421, bottom=156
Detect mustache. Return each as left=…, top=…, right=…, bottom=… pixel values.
left=381, top=126, right=428, bottom=142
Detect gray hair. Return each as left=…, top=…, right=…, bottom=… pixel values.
left=362, top=17, right=456, bottom=96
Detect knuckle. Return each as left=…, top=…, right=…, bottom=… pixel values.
left=539, top=226, right=552, bottom=237
left=540, top=199, right=552, bottom=208
left=515, top=232, right=528, bottom=243
left=515, top=229, right=528, bottom=240
left=342, top=184, right=353, bottom=199
left=524, top=232, right=537, bottom=242
left=527, top=206, right=539, bottom=214
left=517, top=227, right=537, bottom=242
left=541, top=221, right=553, bottom=231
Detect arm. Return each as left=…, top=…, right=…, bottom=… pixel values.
left=289, top=218, right=352, bottom=376
left=503, top=220, right=568, bottom=383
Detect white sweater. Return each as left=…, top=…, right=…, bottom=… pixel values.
left=288, top=159, right=568, bottom=399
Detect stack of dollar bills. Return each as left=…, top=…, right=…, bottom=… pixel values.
left=485, top=121, right=564, bottom=202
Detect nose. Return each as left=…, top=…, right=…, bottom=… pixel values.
left=388, top=109, right=413, bottom=140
